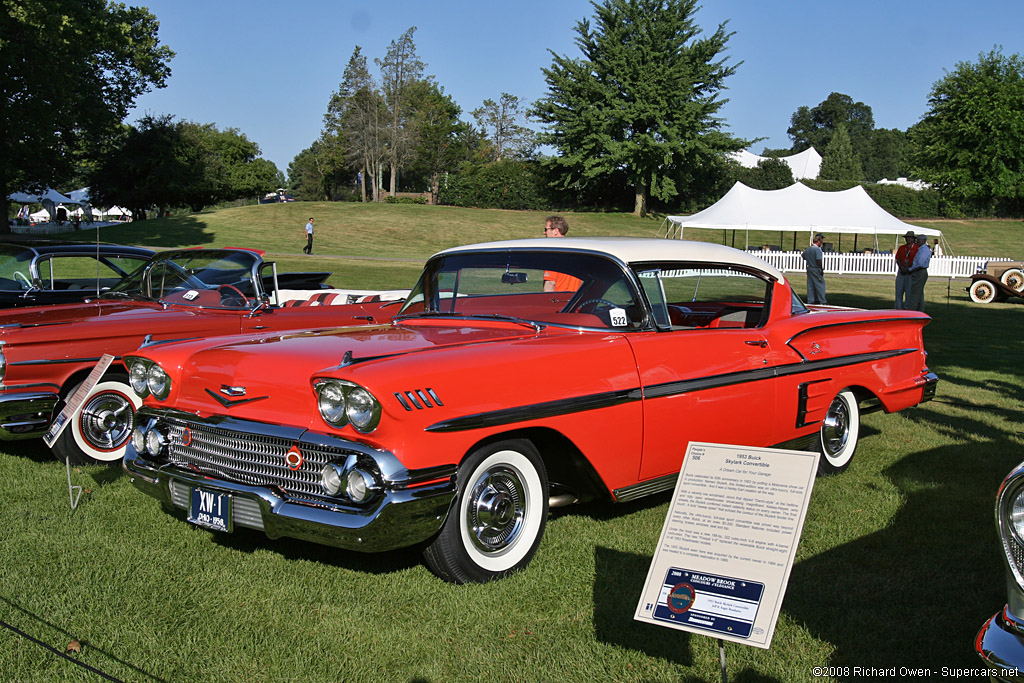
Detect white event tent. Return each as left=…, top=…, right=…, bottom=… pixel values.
left=729, top=148, right=823, bottom=180
left=666, top=182, right=941, bottom=252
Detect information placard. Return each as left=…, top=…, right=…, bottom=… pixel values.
left=43, top=353, right=115, bottom=447
left=634, top=442, right=819, bottom=649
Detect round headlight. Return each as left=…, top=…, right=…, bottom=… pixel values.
left=1011, top=490, right=1024, bottom=541
left=130, top=361, right=149, bottom=396
left=131, top=426, right=146, bottom=454
left=346, top=468, right=371, bottom=503
left=318, top=382, right=346, bottom=425
left=321, top=462, right=345, bottom=496
left=147, top=364, right=170, bottom=399
left=144, top=428, right=166, bottom=456
left=345, top=386, right=380, bottom=432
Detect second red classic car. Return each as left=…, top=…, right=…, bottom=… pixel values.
left=0, top=247, right=407, bottom=465
left=123, top=238, right=938, bottom=583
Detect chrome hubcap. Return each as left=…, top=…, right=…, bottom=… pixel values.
left=80, top=392, right=134, bottom=450
left=466, top=465, right=526, bottom=554
left=822, top=398, right=850, bottom=457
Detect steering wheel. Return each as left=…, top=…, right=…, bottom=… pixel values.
left=575, top=298, right=617, bottom=313
left=217, top=284, right=251, bottom=307
left=13, top=271, right=31, bottom=289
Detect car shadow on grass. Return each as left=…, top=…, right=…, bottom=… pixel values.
left=192, top=513, right=426, bottom=577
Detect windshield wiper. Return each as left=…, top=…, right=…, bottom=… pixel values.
left=462, top=314, right=544, bottom=332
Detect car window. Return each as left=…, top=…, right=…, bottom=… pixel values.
left=635, top=264, right=772, bottom=331
left=400, top=250, right=644, bottom=330
left=0, top=247, right=33, bottom=291
left=37, top=255, right=146, bottom=291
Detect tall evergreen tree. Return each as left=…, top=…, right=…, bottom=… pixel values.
left=532, top=0, right=744, bottom=216
left=376, top=27, right=427, bottom=196
left=818, top=124, right=863, bottom=181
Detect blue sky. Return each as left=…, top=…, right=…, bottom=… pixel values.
left=129, top=0, right=1024, bottom=176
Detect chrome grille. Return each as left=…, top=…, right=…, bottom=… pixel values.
left=163, top=422, right=361, bottom=501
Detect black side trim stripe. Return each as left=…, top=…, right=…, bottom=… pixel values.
left=425, top=388, right=641, bottom=433
left=425, top=347, right=918, bottom=433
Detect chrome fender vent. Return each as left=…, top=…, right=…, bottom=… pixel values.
left=394, top=389, right=443, bottom=411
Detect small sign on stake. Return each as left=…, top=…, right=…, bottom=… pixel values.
left=44, top=354, right=115, bottom=509
left=634, top=442, right=819, bottom=677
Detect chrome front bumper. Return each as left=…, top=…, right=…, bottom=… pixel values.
left=124, top=441, right=457, bottom=554
left=0, top=390, right=58, bottom=440
left=976, top=607, right=1024, bottom=681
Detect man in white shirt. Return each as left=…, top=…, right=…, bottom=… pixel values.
left=303, top=217, right=314, bottom=254
left=801, top=233, right=826, bottom=304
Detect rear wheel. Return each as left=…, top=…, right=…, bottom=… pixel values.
left=817, top=389, right=860, bottom=476
left=51, top=376, right=141, bottom=466
left=424, top=439, right=548, bottom=583
left=969, top=279, right=997, bottom=304
left=1000, top=268, right=1024, bottom=293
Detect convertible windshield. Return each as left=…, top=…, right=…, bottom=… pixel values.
left=398, top=250, right=645, bottom=330
left=104, top=250, right=261, bottom=309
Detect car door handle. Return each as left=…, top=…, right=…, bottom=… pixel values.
left=744, top=340, right=768, bottom=348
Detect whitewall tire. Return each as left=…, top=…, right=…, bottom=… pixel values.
left=969, top=279, right=997, bottom=304
left=817, top=389, right=860, bottom=476
left=424, top=439, right=548, bottom=583
left=51, top=377, right=142, bottom=465
left=1000, top=268, right=1024, bottom=293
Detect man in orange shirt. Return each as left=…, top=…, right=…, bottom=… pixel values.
left=542, top=216, right=582, bottom=292
left=894, top=230, right=918, bottom=309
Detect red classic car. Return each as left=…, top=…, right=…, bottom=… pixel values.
left=0, top=247, right=407, bottom=465
left=123, top=238, right=938, bottom=583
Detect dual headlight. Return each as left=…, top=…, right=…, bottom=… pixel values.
left=131, top=423, right=168, bottom=458
left=125, top=356, right=171, bottom=400
left=314, top=379, right=381, bottom=433
left=998, top=469, right=1024, bottom=590
left=321, top=455, right=381, bottom=503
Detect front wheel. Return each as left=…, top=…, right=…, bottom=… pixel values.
left=51, top=377, right=141, bottom=466
left=423, top=439, right=548, bottom=583
left=969, top=279, right=997, bottom=304
left=817, top=389, right=860, bottom=476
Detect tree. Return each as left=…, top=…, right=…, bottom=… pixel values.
left=376, top=27, right=427, bottom=197
left=532, top=0, right=744, bottom=216
left=818, top=124, right=863, bottom=181
left=862, top=128, right=910, bottom=182
left=90, top=116, right=281, bottom=215
left=472, top=93, right=535, bottom=161
left=910, top=48, right=1024, bottom=215
left=732, top=156, right=794, bottom=191
left=0, top=0, right=173, bottom=207
left=323, top=47, right=373, bottom=201
left=787, top=92, right=874, bottom=173
left=407, top=82, right=472, bottom=203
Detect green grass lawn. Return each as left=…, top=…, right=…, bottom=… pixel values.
left=1, top=204, right=1022, bottom=681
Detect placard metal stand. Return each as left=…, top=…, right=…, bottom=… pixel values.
left=43, top=354, right=115, bottom=510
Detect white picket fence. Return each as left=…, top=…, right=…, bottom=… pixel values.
left=751, top=250, right=1005, bottom=279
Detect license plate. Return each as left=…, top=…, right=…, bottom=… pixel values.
left=187, top=487, right=232, bottom=532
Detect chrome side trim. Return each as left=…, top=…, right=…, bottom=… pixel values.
left=613, top=473, right=677, bottom=502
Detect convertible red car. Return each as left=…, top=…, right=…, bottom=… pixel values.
left=0, top=247, right=407, bottom=465
left=123, top=238, right=938, bottom=583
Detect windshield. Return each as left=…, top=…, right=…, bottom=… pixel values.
left=398, top=250, right=645, bottom=330
left=104, top=250, right=262, bottom=309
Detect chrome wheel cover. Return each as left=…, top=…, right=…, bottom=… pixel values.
left=822, top=396, right=850, bottom=458
left=465, top=465, right=527, bottom=554
left=79, top=391, right=135, bottom=451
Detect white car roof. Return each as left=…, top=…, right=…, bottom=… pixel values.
left=437, top=237, right=787, bottom=282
